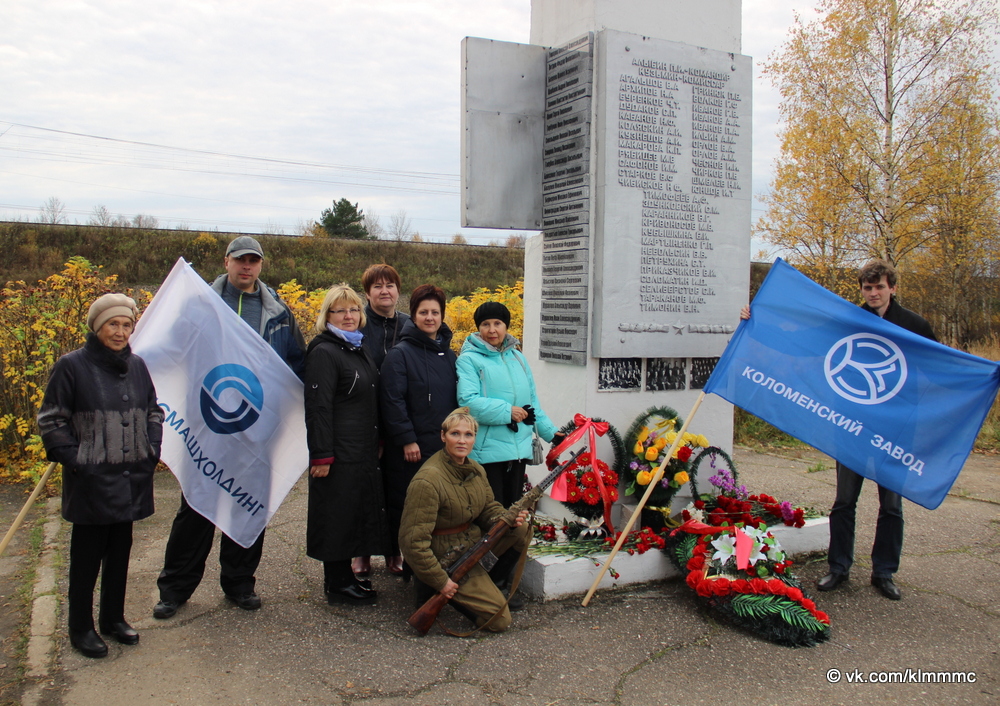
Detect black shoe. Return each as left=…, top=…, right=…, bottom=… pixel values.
left=70, top=629, right=108, bottom=658
left=871, top=576, right=901, bottom=600
left=99, top=620, right=139, bottom=645
left=225, top=592, right=262, bottom=610
left=817, top=572, right=849, bottom=591
left=506, top=592, right=525, bottom=612
left=152, top=599, right=182, bottom=620
left=326, top=583, right=377, bottom=606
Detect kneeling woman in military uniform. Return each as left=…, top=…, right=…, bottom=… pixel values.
left=399, top=408, right=529, bottom=632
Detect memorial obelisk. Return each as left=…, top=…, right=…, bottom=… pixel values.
left=462, top=0, right=751, bottom=518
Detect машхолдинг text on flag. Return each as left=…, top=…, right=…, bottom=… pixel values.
left=130, top=258, right=308, bottom=547
left=704, top=258, right=1000, bottom=510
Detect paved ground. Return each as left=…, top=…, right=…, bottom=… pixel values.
left=3, top=446, right=998, bottom=705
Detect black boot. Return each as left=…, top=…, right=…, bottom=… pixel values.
left=99, top=620, right=139, bottom=645
left=70, top=629, right=108, bottom=658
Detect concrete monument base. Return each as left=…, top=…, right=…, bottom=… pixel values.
left=520, top=517, right=830, bottom=601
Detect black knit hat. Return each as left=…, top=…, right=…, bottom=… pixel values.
left=473, top=301, right=511, bottom=328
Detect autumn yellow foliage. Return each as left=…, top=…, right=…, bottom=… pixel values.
left=445, top=280, right=524, bottom=352
left=275, top=280, right=328, bottom=342
left=0, top=258, right=150, bottom=485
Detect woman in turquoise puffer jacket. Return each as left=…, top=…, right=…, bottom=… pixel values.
left=456, top=302, right=561, bottom=509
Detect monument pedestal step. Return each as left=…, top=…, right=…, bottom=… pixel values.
left=520, top=517, right=829, bottom=601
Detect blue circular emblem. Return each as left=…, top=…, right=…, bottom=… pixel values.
left=200, top=364, right=263, bottom=434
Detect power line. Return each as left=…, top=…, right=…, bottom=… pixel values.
left=0, top=121, right=460, bottom=183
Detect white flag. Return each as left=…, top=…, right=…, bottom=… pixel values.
left=131, top=258, right=308, bottom=547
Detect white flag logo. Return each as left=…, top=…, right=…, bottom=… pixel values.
left=131, top=258, right=307, bottom=547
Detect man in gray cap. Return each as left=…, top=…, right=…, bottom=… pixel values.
left=153, top=235, right=305, bottom=618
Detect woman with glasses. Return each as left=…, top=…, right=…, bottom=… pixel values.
left=379, top=284, right=457, bottom=578
left=304, top=284, right=390, bottom=605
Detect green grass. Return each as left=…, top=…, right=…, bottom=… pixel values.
left=967, top=336, right=1000, bottom=453
left=0, top=517, right=44, bottom=704
left=733, top=408, right=804, bottom=449
left=0, top=223, right=525, bottom=298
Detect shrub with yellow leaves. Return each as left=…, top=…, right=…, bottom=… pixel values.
left=0, top=257, right=150, bottom=486
left=275, top=280, right=328, bottom=343
left=444, top=279, right=524, bottom=353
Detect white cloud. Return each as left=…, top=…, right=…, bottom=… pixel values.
left=1, top=0, right=817, bottom=243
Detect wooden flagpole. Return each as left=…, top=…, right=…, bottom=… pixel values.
left=581, top=392, right=706, bottom=606
left=0, top=462, right=56, bottom=558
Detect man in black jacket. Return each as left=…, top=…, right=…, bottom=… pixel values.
left=816, top=259, right=936, bottom=601
left=152, top=236, right=306, bottom=619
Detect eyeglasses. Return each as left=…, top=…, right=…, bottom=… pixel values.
left=329, top=308, right=361, bottom=316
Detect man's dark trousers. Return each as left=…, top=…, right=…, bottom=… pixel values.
left=156, top=493, right=264, bottom=602
left=827, top=462, right=903, bottom=579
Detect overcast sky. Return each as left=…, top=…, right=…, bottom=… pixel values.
left=2, top=1, right=831, bottom=245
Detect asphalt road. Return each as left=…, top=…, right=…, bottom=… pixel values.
left=3, top=446, right=998, bottom=705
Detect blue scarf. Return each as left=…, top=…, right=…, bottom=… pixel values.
left=327, top=322, right=364, bottom=348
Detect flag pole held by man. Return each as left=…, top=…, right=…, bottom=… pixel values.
left=708, top=258, right=1000, bottom=601
left=130, top=237, right=308, bottom=619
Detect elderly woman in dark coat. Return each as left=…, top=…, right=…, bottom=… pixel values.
left=37, top=293, right=163, bottom=658
left=304, top=283, right=390, bottom=605
left=379, top=284, right=457, bottom=576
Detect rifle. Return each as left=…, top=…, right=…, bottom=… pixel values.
left=407, top=447, right=584, bottom=635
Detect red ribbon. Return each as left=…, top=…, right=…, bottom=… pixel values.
left=547, top=414, right=615, bottom=533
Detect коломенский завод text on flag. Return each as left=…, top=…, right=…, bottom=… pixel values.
left=704, top=258, right=1000, bottom=510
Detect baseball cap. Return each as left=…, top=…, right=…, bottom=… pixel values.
left=226, top=236, right=264, bottom=259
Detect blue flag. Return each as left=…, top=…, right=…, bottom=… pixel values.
left=704, top=259, right=1000, bottom=510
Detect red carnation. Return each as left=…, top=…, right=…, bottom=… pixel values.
left=686, top=556, right=705, bottom=571
left=786, top=587, right=803, bottom=602
left=686, top=572, right=702, bottom=590
left=582, top=487, right=601, bottom=505
left=694, top=500, right=705, bottom=509
left=731, top=579, right=751, bottom=593
left=580, top=471, right=598, bottom=488
left=606, top=487, right=619, bottom=503
left=566, top=487, right=582, bottom=503
left=695, top=580, right=714, bottom=598
left=711, top=577, right=731, bottom=595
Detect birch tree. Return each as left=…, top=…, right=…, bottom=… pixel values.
left=760, top=0, right=998, bottom=277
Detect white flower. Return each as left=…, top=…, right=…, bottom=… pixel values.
left=710, top=534, right=737, bottom=565
left=683, top=503, right=704, bottom=523
left=740, top=525, right=775, bottom=566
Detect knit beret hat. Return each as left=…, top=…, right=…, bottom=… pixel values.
left=87, top=293, right=138, bottom=332
left=473, top=301, right=511, bottom=328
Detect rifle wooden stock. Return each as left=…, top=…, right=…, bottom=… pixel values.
left=407, top=519, right=513, bottom=635
left=406, top=448, right=582, bottom=635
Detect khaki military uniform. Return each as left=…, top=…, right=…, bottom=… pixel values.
left=399, top=449, right=529, bottom=631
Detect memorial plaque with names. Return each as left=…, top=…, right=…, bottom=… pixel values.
left=539, top=33, right=594, bottom=366
left=593, top=30, right=752, bottom=359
